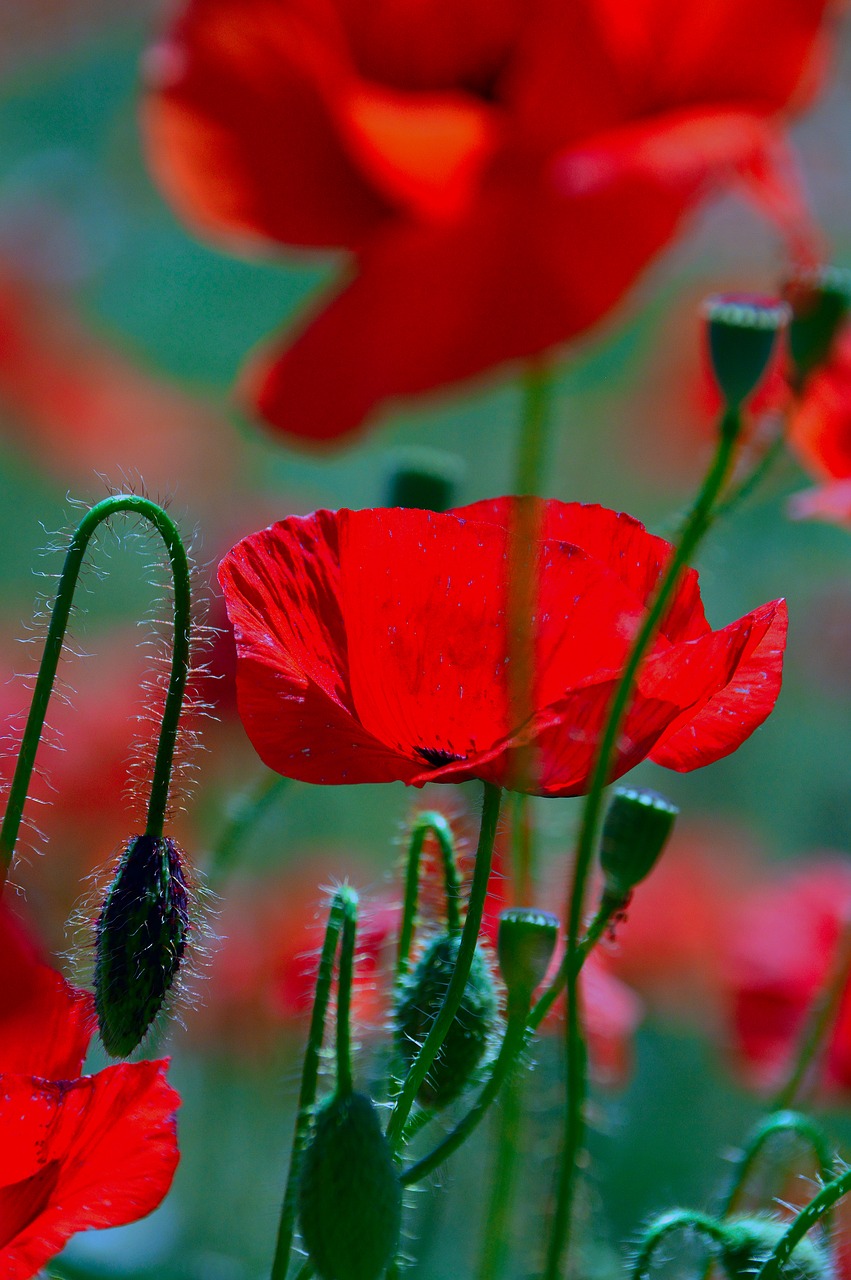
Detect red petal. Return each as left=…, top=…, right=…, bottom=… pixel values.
left=0, top=1061, right=180, bottom=1278
left=219, top=511, right=412, bottom=784
left=142, top=0, right=390, bottom=250
left=648, top=599, right=787, bottom=770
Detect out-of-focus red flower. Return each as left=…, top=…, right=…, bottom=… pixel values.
left=0, top=900, right=180, bottom=1278
left=787, top=324, right=851, bottom=524
left=724, top=856, right=851, bottom=1094
left=219, top=499, right=787, bottom=794
left=143, top=0, right=833, bottom=444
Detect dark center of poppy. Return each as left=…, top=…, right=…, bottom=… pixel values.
left=415, top=746, right=468, bottom=769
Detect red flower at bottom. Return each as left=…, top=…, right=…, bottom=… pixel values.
left=0, top=904, right=180, bottom=1278
left=220, top=499, right=787, bottom=795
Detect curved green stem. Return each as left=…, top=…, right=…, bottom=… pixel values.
left=772, top=916, right=851, bottom=1111
left=544, top=408, right=741, bottom=1280
left=721, top=1111, right=833, bottom=1225
left=209, top=771, right=290, bottom=882
left=754, top=1165, right=851, bottom=1280
left=335, top=888, right=358, bottom=1098
left=0, top=495, right=192, bottom=883
left=630, top=1210, right=729, bottom=1280
left=386, top=782, right=502, bottom=1149
left=396, top=811, right=462, bottom=980
left=270, top=887, right=357, bottom=1280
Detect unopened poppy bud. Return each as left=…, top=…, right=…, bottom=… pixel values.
left=720, top=1216, right=830, bottom=1280
left=385, top=446, right=464, bottom=513
left=95, top=833, right=190, bottom=1058
left=393, top=933, right=498, bottom=1108
left=600, top=788, right=678, bottom=901
left=703, top=294, right=790, bottom=411
left=298, top=1090, right=402, bottom=1280
left=497, top=908, right=559, bottom=1012
left=786, top=266, right=851, bottom=386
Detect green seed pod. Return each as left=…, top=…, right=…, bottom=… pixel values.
left=787, top=266, right=851, bottom=385
left=95, top=833, right=190, bottom=1058
left=720, top=1215, right=831, bottom=1280
left=497, top=908, right=559, bottom=1013
left=600, top=788, right=678, bottom=901
left=394, top=933, right=498, bottom=1108
left=384, top=446, right=464, bottom=512
left=703, top=294, right=790, bottom=410
left=298, top=1091, right=402, bottom=1280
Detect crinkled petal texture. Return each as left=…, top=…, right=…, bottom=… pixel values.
left=144, top=0, right=832, bottom=443
left=219, top=499, right=787, bottom=796
left=0, top=908, right=180, bottom=1278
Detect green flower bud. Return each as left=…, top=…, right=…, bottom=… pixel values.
left=95, top=833, right=190, bottom=1058
left=393, top=933, right=498, bottom=1108
left=299, top=1091, right=402, bottom=1280
left=720, top=1215, right=831, bottom=1280
left=787, top=266, right=851, bottom=386
left=703, top=294, right=790, bottom=410
left=497, top=908, right=559, bottom=1012
left=600, top=788, right=678, bottom=901
left=384, top=447, right=464, bottom=513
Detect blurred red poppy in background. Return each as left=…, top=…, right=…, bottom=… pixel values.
left=143, top=0, right=834, bottom=445
left=0, top=901, right=180, bottom=1278
left=219, top=499, right=788, bottom=793
left=724, top=855, right=851, bottom=1094
left=788, top=324, right=851, bottom=524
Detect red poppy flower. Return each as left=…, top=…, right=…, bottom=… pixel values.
left=219, top=499, right=788, bottom=795
left=787, top=324, right=851, bottom=524
left=0, top=902, right=180, bottom=1277
left=724, top=857, right=851, bottom=1094
left=143, top=0, right=833, bottom=445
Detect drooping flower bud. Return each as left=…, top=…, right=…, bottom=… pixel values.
left=95, top=833, right=190, bottom=1058
left=497, top=908, right=559, bottom=1014
left=720, top=1216, right=830, bottom=1280
left=600, top=788, right=678, bottom=902
left=703, top=294, right=790, bottom=411
left=786, top=266, right=851, bottom=386
left=384, top=446, right=464, bottom=513
left=298, top=1090, right=402, bottom=1280
left=393, top=933, right=498, bottom=1108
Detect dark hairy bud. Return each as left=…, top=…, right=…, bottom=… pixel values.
left=393, top=933, right=498, bottom=1108
left=95, top=833, right=190, bottom=1057
left=720, top=1216, right=830, bottom=1280
left=298, top=1091, right=402, bottom=1280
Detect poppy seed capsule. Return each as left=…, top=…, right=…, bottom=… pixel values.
left=95, top=834, right=190, bottom=1058
left=497, top=909, right=559, bottom=1012
left=600, top=788, right=678, bottom=901
left=298, top=1091, right=402, bottom=1280
left=787, top=265, right=851, bottom=384
left=720, top=1216, right=830, bottom=1280
left=393, top=933, right=498, bottom=1108
left=703, top=294, right=790, bottom=410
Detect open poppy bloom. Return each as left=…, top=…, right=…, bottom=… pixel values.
left=143, top=0, right=833, bottom=444
left=219, top=499, right=787, bottom=795
left=0, top=903, right=180, bottom=1278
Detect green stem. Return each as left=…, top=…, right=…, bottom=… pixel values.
left=511, top=791, right=534, bottom=906
left=514, top=358, right=554, bottom=499
left=209, top=771, right=290, bottom=881
left=544, top=408, right=741, bottom=1280
left=720, top=1111, right=834, bottom=1237
left=401, top=898, right=617, bottom=1186
left=335, top=888, right=358, bottom=1098
left=771, top=915, right=851, bottom=1111
left=713, top=420, right=786, bottom=522
left=754, top=1165, right=851, bottom=1280
left=396, top=811, right=461, bottom=981
left=476, top=1061, right=525, bottom=1280
left=270, top=888, right=356, bottom=1280
left=630, top=1210, right=729, bottom=1280
left=0, top=495, right=192, bottom=883
left=386, top=782, right=502, bottom=1149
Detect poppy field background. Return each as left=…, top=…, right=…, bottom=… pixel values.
left=2, top=5, right=851, bottom=1279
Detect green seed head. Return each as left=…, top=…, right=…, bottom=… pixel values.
left=600, top=788, right=678, bottom=901
left=298, top=1091, right=402, bottom=1280
left=94, top=833, right=190, bottom=1058
left=393, top=932, right=499, bottom=1108
left=787, top=265, right=851, bottom=385
left=497, top=908, right=559, bottom=1012
left=703, top=294, right=790, bottom=410
left=721, top=1216, right=832, bottom=1280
